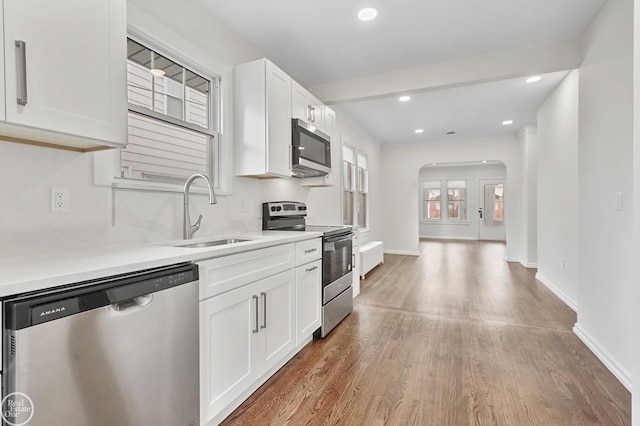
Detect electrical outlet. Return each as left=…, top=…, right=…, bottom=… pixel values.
left=51, top=187, right=70, bottom=212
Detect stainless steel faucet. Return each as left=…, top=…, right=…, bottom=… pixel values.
left=183, top=173, right=217, bottom=239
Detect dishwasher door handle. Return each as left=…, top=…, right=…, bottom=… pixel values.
left=109, top=294, right=153, bottom=314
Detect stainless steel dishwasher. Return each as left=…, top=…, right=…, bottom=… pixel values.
left=1, top=262, right=199, bottom=426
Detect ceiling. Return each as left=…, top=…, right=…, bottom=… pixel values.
left=192, top=0, right=608, bottom=145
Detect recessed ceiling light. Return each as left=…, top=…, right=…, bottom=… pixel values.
left=502, top=120, right=514, bottom=126
left=482, top=160, right=488, bottom=163
left=446, top=131, right=456, bottom=135
left=358, top=8, right=378, bottom=21
left=526, top=76, right=542, bottom=83
left=150, top=68, right=165, bottom=77
left=414, top=128, right=424, bottom=134
left=399, top=95, right=411, bottom=102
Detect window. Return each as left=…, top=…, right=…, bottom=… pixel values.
left=447, top=180, right=467, bottom=220
left=342, top=146, right=369, bottom=228
left=493, top=183, right=504, bottom=221
left=423, top=181, right=441, bottom=220
left=123, top=37, right=220, bottom=187
left=422, top=179, right=468, bottom=221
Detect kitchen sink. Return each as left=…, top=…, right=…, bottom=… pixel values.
left=175, top=238, right=252, bottom=248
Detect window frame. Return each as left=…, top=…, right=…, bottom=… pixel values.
left=342, top=145, right=369, bottom=230
left=421, top=179, right=470, bottom=222
left=120, top=33, right=223, bottom=190
left=422, top=180, right=442, bottom=221
left=446, top=179, right=467, bottom=221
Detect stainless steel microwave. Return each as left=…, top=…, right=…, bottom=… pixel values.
left=291, top=118, right=331, bottom=177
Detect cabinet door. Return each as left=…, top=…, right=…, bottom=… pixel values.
left=265, top=60, right=292, bottom=177
left=296, top=259, right=322, bottom=345
left=322, top=106, right=338, bottom=186
left=292, top=80, right=312, bottom=122
left=291, top=80, right=324, bottom=129
left=200, top=284, right=258, bottom=423
left=256, top=269, right=296, bottom=372
left=3, top=0, right=127, bottom=146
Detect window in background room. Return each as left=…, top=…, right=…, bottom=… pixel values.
left=342, top=146, right=369, bottom=228
left=342, top=147, right=355, bottom=225
left=446, top=180, right=467, bottom=220
left=423, top=181, right=442, bottom=220
left=123, top=37, right=220, bottom=187
left=493, top=183, right=504, bottom=221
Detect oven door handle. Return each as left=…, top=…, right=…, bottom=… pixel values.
left=324, top=234, right=352, bottom=244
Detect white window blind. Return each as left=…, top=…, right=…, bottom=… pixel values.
left=122, top=112, right=209, bottom=183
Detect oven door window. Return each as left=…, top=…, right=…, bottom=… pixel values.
left=323, top=234, right=353, bottom=286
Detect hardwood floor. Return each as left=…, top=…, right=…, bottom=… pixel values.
left=221, top=239, right=631, bottom=425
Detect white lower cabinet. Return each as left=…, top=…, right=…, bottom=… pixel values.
left=258, top=270, right=296, bottom=372
left=199, top=281, right=256, bottom=422
left=198, top=238, right=321, bottom=425
left=199, top=269, right=295, bottom=424
left=295, top=259, right=321, bottom=345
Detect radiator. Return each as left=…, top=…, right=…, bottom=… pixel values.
left=359, top=241, right=384, bottom=279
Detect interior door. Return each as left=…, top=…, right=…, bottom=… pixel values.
left=478, top=179, right=506, bottom=241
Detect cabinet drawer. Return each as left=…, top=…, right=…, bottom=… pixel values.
left=198, top=244, right=295, bottom=300
left=295, top=238, right=322, bottom=265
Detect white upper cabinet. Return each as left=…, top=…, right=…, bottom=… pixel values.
left=291, top=80, right=325, bottom=133
left=234, top=58, right=292, bottom=178
left=0, top=0, right=127, bottom=151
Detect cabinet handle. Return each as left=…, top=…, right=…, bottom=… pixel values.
left=304, top=248, right=317, bottom=254
left=306, top=266, right=318, bottom=273
left=260, top=292, right=267, bottom=329
left=311, top=105, right=316, bottom=123
left=15, top=40, right=28, bottom=106
left=252, top=295, right=259, bottom=333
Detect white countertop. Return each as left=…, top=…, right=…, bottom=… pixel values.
left=0, top=231, right=322, bottom=297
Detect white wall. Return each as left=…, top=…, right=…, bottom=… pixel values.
left=536, top=70, right=580, bottom=310
left=575, top=0, right=633, bottom=390
left=381, top=137, right=524, bottom=260
left=633, top=0, right=640, bottom=421
left=520, top=126, right=538, bottom=268
left=0, top=4, right=382, bottom=258
left=418, top=163, right=507, bottom=240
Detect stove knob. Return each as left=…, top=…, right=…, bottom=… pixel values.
left=270, top=206, right=276, bottom=212
left=276, top=206, right=282, bottom=211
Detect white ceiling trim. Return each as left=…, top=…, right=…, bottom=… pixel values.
left=311, top=38, right=583, bottom=105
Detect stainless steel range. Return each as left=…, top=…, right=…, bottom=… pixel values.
left=262, top=201, right=353, bottom=338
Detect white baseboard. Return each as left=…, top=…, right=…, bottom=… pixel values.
left=419, top=235, right=477, bottom=241
left=573, top=323, right=632, bottom=392
left=505, top=257, right=537, bottom=268
left=384, top=249, right=420, bottom=256
left=535, top=273, right=577, bottom=312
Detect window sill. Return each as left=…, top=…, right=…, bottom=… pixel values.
left=112, top=177, right=228, bottom=196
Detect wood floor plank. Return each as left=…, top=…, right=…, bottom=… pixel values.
left=220, top=239, right=630, bottom=426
